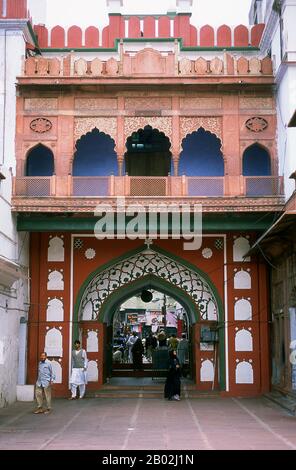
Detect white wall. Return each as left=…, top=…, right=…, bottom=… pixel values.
left=276, top=67, right=296, bottom=199
left=0, top=280, right=28, bottom=407
left=256, top=0, right=296, bottom=201
left=0, top=22, right=29, bottom=407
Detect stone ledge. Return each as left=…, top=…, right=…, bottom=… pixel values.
left=12, top=196, right=285, bottom=213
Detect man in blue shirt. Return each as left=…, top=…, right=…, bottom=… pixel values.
left=34, top=352, right=55, bottom=414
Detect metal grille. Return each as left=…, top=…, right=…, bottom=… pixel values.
left=130, top=177, right=167, bottom=196
left=187, top=177, right=224, bottom=196
left=73, top=177, right=109, bottom=196
left=15, top=177, right=51, bottom=197
left=245, top=177, right=283, bottom=196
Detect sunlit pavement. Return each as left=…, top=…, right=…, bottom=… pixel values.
left=0, top=396, right=295, bottom=450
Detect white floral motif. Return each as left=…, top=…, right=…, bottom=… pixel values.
left=85, top=248, right=96, bottom=260
left=202, top=248, right=213, bottom=259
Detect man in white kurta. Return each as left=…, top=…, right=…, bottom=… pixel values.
left=69, top=340, right=88, bottom=399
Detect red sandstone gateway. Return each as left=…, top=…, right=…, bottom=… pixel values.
left=10, top=0, right=281, bottom=398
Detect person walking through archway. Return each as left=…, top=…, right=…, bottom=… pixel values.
left=177, top=333, right=189, bottom=377
left=164, top=350, right=181, bottom=401
left=131, top=335, right=144, bottom=371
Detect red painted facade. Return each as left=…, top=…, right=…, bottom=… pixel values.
left=12, top=2, right=277, bottom=398
left=29, top=14, right=264, bottom=49
left=27, top=234, right=270, bottom=397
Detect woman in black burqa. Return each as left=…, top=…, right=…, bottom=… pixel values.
left=131, top=335, right=144, bottom=371
left=164, top=350, right=181, bottom=401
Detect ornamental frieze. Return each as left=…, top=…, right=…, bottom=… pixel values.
left=24, top=98, right=58, bottom=111
left=239, top=97, right=273, bottom=109
left=75, top=98, right=118, bottom=110
left=125, top=97, right=172, bottom=110
left=124, top=117, right=172, bottom=142
left=180, top=97, right=222, bottom=110
left=30, top=118, right=52, bottom=133
left=74, top=118, right=117, bottom=143
left=180, top=117, right=222, bottom=144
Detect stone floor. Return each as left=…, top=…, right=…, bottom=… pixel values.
left=0, top=395, right=295, bottom=450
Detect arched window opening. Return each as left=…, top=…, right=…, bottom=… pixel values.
left=73, top=128, right=117, bottom=176
left=125, top=126, right=171, bottom=176
left=179, top=128, right=224, bottom=176
left=242, top=144, right=271, bottom=176
left=26, top=144, right=54, bottom=176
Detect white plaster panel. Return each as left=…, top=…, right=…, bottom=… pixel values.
left=233, top=237, right=251, bottom=262
left=87, top=360, right=98, bottom=382
left=45, top=328, right=63, bottom=357
left=46, top=298, right=64, bottom=321
left=200, top=359, right=214, bottom=382
left=234, top=298, right=252, bottom=320
left=235, top=361, right=254, bottom=384
left=235, top=329, right=253, bottom=351
left=48, top=236, right=64, bottom=262
left=87, top=331, right=99, bottom=353
left=47, top=270, right=64, bottom=291
left=234, top=270, right=251, bottom=289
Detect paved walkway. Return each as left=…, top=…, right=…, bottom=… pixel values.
left=0, top=396, right=295, bottom=450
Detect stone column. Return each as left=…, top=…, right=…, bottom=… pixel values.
left=172, top=152, right=180, bottom=176
left=117, top=154, right=125, bottom=176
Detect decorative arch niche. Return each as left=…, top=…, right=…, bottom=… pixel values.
left=26, top=144, right=54, bottom=176
left=73, top=128, right=117, bottom=177
left=179, top=127, right=224, bottom=177
left=242, top=143, right=271, bottom=176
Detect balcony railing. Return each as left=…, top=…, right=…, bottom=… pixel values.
left=13, top=175, right=284, bottom=198
left=73, top=176, right=110, bottom=197
left=187, top=177, right=224, bottom=196
left=13, top=177, right=52, bottom=197
left=245, top=176, right=284, bottom=197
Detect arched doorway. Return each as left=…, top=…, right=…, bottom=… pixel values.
left=124, top=125, right=172, bottom=176
left=74, top=246, right=225, bottom=391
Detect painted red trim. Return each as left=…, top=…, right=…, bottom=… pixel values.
left=234, top=25, right=249, bottom=47
left=34, top=25, right=49, bottom=48
left=251, top=24, right=265, bottom=47
left=85, top=26, right=100, bottom=48
left=51, top=26, right=66, bottom=48
left=200, top=25, right=215, bottom=47
left=217, top=25, right=232, bottom=47
left=67, top=26, right=82, bottom=48
left=143, top=16, right=156, bottom=38
left=158, top=16, right=171, bottom=38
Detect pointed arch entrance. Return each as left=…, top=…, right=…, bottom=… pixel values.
left=73, top=246, right=225, bottom=390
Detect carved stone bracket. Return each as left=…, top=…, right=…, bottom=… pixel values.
left=180, top=117, right=222, bottom=147
left=74, top=118, right=117, bottom=144
left=124, top=117, right=173, bottom=143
